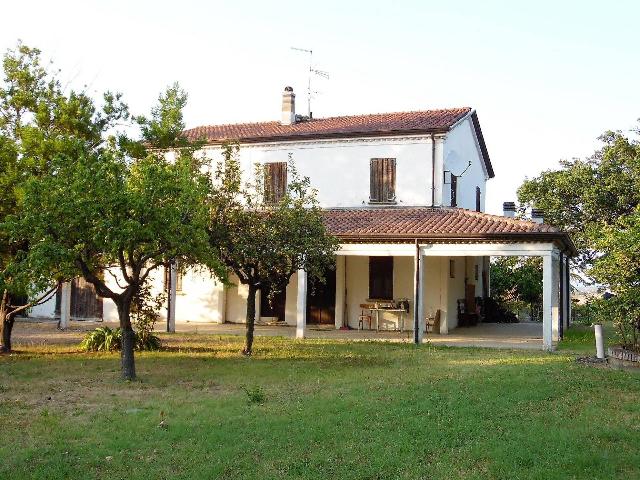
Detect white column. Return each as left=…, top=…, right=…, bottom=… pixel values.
left=59, top=282, right=71, bottom=329
left=167, top=262, right=177, bottom=333
left=433, top=136, right=445, bottom=206
left=296, top=269, right=307, bottom=339
left=566, top=257, right=572, bottom=326
left=334, top=256, right=345, bottom=329
left=255, top=288, right=261, bottom=324
left=563, top=256, right=570, bottom=329
left=542, top=252, right=560, bottom=350
left=415, top=252, right=425, bottom=343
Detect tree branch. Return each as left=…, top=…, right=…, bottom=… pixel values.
left=75, top=257, right=118, bottom=300
left=8, top=285, right=58, bottom=317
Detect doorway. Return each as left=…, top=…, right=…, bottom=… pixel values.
left=260, top=284, right=286, bottom=322
left=307, top=267, right=336, bottom=325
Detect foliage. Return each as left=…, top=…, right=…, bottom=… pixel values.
left=490, top=257, right=543, bottom=320
left=2, top=336, right=640, bottom=479
left=80, top=327, right=122, bottom=352
left=130, top=283, right=164, bottom=351
left=208, top=146, right=339, bottom=355
left=518, top=126, right=640, bottom=348
left=1, top=43, right=222, bottom=374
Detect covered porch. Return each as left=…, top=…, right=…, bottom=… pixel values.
left=292, top=207, right=576, bottom=350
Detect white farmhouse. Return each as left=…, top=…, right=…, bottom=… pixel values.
left=35, top=87, right=575, bottom=350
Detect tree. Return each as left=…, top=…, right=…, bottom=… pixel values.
left=490, top=257, right=543, bottom=320
left=0, top=42, right=128, bottom=352
left=208, top=146, right=338, bottom=355
left=518, top=126, right=640, bottom=347
left=6, top=70, right=222, bottom=376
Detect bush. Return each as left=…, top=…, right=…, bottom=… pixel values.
left=80, top=327, right=122, bottom=352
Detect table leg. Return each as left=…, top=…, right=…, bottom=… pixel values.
left=376, top=310, right=380, bottom=332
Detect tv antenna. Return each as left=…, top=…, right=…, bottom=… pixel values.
left=291, top=47, right=329, bottom=117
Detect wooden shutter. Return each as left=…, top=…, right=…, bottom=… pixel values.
left=264, top=162, right=287, bottom=203
left=451, top=175, right=458, bottom=207
left=369, top=158, right=396, bottom=203
left=369, top=256, right=394, bottom=300
left=475, top=186, right=481, bottom=212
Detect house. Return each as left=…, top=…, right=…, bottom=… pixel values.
left=33, top=87, right=575, bottom=350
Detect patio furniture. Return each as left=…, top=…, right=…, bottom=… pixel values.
left=426, top=309, right=441, bottom=334
left=358, top=309, right=372, bottom=330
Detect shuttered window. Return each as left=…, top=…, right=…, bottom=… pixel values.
left=476, top=186, right=481, bottom=212
left=369, top=256, right=394, bottom=300
left=450, top=174, right=458, bottom=207
left=264, top=162, right=287, bottom=204
left=164, top=263, right=183, bottom=293
left=369, top=158, right=396, bottom=203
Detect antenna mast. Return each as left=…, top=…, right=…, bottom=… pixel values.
left=291, top=47, right=329, bottom=117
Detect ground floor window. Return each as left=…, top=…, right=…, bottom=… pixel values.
left=369, top=256, right=393, bottom=300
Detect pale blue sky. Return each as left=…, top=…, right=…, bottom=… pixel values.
left=3, top=0, right=638, bottom=213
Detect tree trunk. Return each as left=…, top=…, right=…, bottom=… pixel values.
left=0, top=290, right=15, bottom=353
left=243, top=284, right=258, bottom=356
left=117, top=295, right=136, bottom=380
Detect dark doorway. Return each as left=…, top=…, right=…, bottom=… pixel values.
left=55, top=278, right=103, bottom=319
left=307, top=267, right=336, bottom=325
left=260, top=284, right=286, bottom=322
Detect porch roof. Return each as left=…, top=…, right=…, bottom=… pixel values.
left=322, top=206, right=576, bottom=255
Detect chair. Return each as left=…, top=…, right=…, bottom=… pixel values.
left=426, top=309, right=441, bottom=334
left=358, top=309, right=372, bottom=330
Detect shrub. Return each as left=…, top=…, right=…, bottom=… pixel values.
left=80, top=327, right=122, bottom=352
left=242, top=385, right=266, bottom=405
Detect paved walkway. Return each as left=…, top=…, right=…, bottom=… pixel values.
left=13, top=318, right=544, bottom=350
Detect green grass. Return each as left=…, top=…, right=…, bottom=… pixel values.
left=1, top=335, right=639, bottom=479
left=558, top=322, right=620, bottom=354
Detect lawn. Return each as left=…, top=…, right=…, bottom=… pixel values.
left=1, top=332, right=639, bottom=479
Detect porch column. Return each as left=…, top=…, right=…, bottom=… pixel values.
left=414, top=249, right=425, bottom=343
left=334, top=256, right=345, bottom=329
left=542, top=252, right=560, bottom=350
left=565, top=256, right=571, bottom=327
left=296, top=269, right=307, bottom=339
left=59, top=281, right=71, bottom=329
left=559, top=252, right=564, bottom=340
left=167, top=261, right=177, bottom=333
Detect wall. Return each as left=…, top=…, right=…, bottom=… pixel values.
left=443, top=117, right=489, bottom=211
left=203, top=136, right=438, bottom=208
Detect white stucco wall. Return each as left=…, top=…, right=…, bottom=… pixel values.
left=202, top=135, right=442, bottom=208
left=443, top=117, right=488, bottom=211
left=29, top=292, right=57, bottom=318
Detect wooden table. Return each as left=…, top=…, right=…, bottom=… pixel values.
left=367, top=307, right=408, bottom=332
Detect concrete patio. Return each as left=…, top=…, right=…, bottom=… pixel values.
left=12, top=318, right=544, bottom=350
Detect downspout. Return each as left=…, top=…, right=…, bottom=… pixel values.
left=431, top=133, right=436, bottom=206
left=413, top=239, right=421, bottom=344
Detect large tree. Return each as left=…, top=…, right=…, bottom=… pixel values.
left=208, top=146, right=338, bottom=355
left=5, top=54, right=222, bottom=376
left=0, top=43, right=128, bottom=352
left=518, top=126, right=640, bottom=347
left=490, top=257, right=543, bottom=320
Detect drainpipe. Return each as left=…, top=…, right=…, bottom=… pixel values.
left=414, top=239, right=421, bottom=344
left=431, top=134, right=436, bottom=206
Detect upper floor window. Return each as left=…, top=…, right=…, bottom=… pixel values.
left=164, top=263, right=183, bottom=293
left=264, top=162, right=287, bottom=204
left=369, top=158, right=396, bottom=204
left=475, top=186, right=481, bottom=212
left=450, top=174, right=458, bottom=207
left=369, top=256, right=393, bottom=300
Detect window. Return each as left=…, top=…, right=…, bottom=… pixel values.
left=369, top=256, right=393, bottom=300
left=369, top=158, right=396, bottom=203
left=264, top=162, right=287, bottom=203
left=449, top=259, right=456, bottom=279
left=450, top=174, right=458, bottom=207
left=164, top=263, right=183, bottom=293
left=475, top=186, right=481, bottom=212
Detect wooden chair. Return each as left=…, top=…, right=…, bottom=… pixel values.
left=426, top=309, right=441, bottom=334
left=358, top=309, right=372, bottom=330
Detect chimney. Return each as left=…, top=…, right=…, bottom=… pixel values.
left=503, top=201, right=516, bottom=218
left=531, top=208, right=544, bottom=224
left=281, top=86, right=295, bottom=125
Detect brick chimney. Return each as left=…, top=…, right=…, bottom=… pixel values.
left=531, top=208, right=544, bottom=224
left=503, top=201, right=516, bottom=218
left=281, top=86, right=295, bottom=125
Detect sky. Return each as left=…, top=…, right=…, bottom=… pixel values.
left=2, top=0, right=639, bottom=214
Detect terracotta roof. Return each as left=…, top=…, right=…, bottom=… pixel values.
left=184, top=108, right=471, bottom=144
left=322, top=206, right=575, bottom=253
